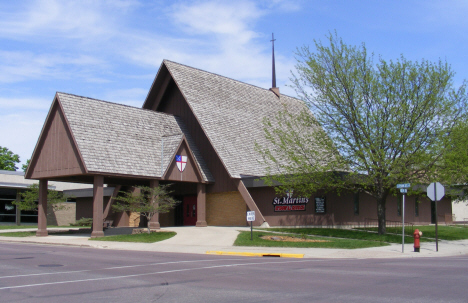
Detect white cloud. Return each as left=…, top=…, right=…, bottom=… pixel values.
left=0, top=50, right=107, bottom=83
left=119, top=0, right=296, bottom=90
left=171, top=1, right=262, bottom=41
left=0, top=0, right=136, bottom=41
left=0, top=97, right=51, bottom=110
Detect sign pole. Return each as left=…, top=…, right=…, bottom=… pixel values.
left=434, top=183, right=438, bottom=252
left=396, top=183, right=410, bottom=254
left=402, top=193, right=405, bottom=253
left=250, top=221, right=253, bottom=241
left=246, top=211, right=255, bottom=241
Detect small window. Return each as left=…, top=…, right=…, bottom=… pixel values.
left=354, top=192, right=359, bottom=215
left=415, top=197, right=419, bottom=217
left=397, top=195, right=402, bottom=216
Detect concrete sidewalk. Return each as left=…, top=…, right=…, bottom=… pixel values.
left=1, top=226, right=467, bottom=259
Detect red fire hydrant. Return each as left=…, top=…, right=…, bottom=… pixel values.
left=414, top=229, right=422, bottom=252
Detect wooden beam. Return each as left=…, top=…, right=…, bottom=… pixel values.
left=91, top=175, right=104, bottom=238
left=103, top=185, right=121, bottom=221
left=196, top=183, right=207, bottom=227
left=151, top=75, right=172, bottom=111
left=234, top=179, right=268, bottom=227
left=15, top=189, right=21, bottom=226
left=36, top=179, right=48, bottom=236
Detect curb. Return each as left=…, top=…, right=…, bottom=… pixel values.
left=206, top=251, right=304, bottom=258
left=0, top=238, right=93, bottom=248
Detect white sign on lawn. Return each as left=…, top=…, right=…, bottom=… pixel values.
left=246, top=211, right=255, bottom=222
left=427, top=182, right=445, bottom=202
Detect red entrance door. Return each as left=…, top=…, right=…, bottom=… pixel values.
left=183, top=196, right=197, bottom=226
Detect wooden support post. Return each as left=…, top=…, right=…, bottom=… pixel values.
left=148, top=180, right=161, bottom=230
left=15, top=189, right=21, bottom=226
left=102, top=185, right=121, bottom=221
left=36, top=179, right=48, bottom=237
left=91, top=175, right=104, bottom=238
left=196, top=183, right=207, bottom=227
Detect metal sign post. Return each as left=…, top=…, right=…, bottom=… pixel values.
left=247, top=211, right=255, bottom=241
left=397, top=183, right=410, bottom=253
left=427, top=182, right=445, bottom=252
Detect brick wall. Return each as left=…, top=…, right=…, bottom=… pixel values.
left=47, top=202, right=76, bottom=226
left=128, top=212, right=140, bottom=227
left=206, top=191, right=247, bottom=226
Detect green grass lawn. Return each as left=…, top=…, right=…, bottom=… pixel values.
left=0, top=225, right=89, bottom=230
left=0, top=231, right=37, bottom=237
left=89, top=231, right=176, bottom=243
left=264, top=227, right=423, bottom=243
left=372, top=225, right=468, bottom=241
left=234, top=231, right=389, bottom=249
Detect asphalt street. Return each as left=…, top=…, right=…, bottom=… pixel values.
left=1, top=242, right=467, bottom=303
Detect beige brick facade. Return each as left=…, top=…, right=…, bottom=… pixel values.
left=47, top=202, right=76, bottom=226
left=206, top=191, right=247, bottom=226
left=128, top=212, right=141, bottom=227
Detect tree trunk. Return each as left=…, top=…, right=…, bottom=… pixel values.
left=377, top=196, right=386, bottom=235
left=146, top=214, right=151, bottom=234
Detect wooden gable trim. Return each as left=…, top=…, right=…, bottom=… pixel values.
left=161, top=136, right=207, bottom=183
left=142, top=63, right=171, bottom=111
left=55, top=94, right=88, bottom=174
left=26, top=93, right=88, bottom=179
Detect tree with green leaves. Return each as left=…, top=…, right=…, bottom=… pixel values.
left=112, top=185, right=180, bottom=233
left=0, top=146, right=20, bottom=171
left=22, top=159, right=30, bottom=172
left=13, top=183, right=69, bottom=213
left=257, top=32, right=468, bottom=234
left=439, top=121, right=468, bottom=191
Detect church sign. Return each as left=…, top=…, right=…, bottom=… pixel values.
left=272, top=192, right=309, bottom=212
left=315, top=197, right=326, bottom=214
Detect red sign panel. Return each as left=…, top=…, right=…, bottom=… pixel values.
left=274, top=205, right=306, bottom=212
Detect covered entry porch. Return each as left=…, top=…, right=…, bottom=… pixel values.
left=25, top=93, right=214, bottom=237
left=35, top=176, right=208, bottom=238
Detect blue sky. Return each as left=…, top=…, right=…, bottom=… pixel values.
left=1, top=0, right=467, bottom=169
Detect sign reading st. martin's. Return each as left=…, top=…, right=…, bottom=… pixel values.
left=272, top=192, right=309, bottom=212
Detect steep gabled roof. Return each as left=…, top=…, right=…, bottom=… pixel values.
left=145, top=60, right=310, bottom=178
left=56, top=93, right=213, bottom=181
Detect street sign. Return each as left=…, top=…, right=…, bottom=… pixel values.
left=396, top=183, right=410, bottom=253
left=427, top=182, right=445, bottom=202
left=247, top=211, right=255, bottom=222
left=427, top=182, right=445, bottom=252
left=397, top=183, right=411, bottom=189
left=247, top=211, right=255, bottom=240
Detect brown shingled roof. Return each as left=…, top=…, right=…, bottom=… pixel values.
left=57, top=92, right=214, bottom=182
left=160, top=60, right=312, bottom=178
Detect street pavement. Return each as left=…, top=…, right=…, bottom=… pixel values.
left=1, top=226, right=467, bottom=259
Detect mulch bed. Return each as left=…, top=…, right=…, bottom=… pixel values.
left=261, top=235, right=330, bottom=243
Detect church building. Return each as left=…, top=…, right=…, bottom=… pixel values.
left=25, top=60, right=452, bottom=237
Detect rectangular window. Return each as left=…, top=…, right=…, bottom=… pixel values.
left=354, top=192, right=359, bottom=215
left=415, top=197, right=419, bottom=217
left=397, top=195, right=402, bottom=216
